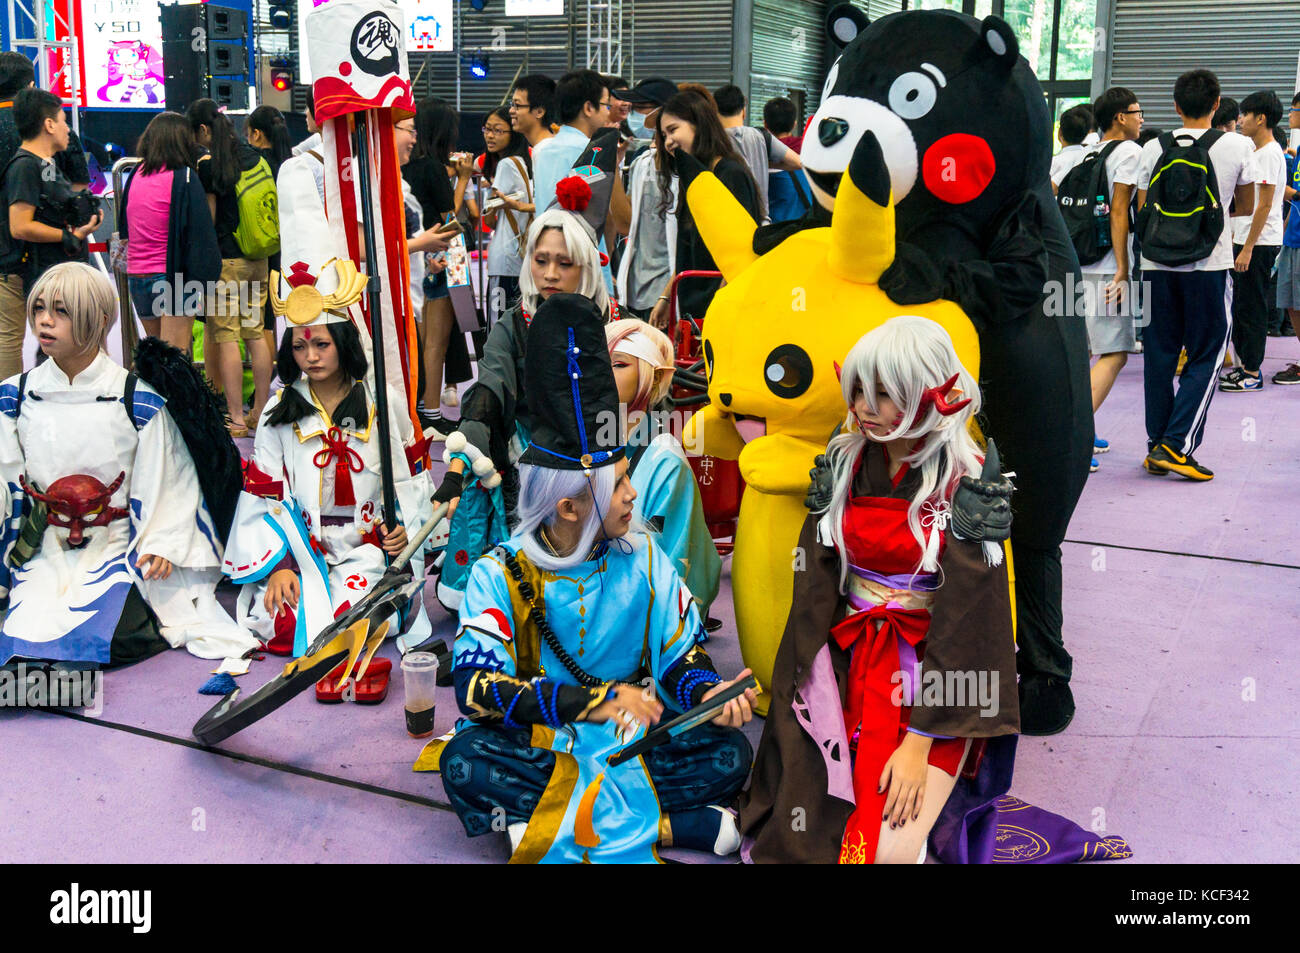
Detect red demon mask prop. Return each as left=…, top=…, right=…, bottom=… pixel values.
left=21, top=472, right=129, bottom=547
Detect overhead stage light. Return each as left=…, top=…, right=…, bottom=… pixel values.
left=463, top=50, right=490, bottom=80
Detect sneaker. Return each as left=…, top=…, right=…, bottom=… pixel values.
left=1272, top=363, right=1300, bottom=385
left=1089, top=457, right=1099, bottom=473
left=1093, top=436, right=1110, bottom=454
left=1142, top=457, right=1169, bottom=476
left=418, top=410, right=448, bottom=441
left=1146, top=443, right=1214, bottom=481
left=441, top=385, right=460, bottom=408
left=1219, top=369, right=1262, bottom=392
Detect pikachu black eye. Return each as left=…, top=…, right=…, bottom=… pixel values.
left=763, top=344, right=813, bottom=399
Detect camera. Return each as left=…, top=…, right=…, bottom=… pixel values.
left=62, top=191, right=101, bottom=229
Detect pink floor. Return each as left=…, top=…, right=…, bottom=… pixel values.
left=3, top=337, right=1298, bottom=863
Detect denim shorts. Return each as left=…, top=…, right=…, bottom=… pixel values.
left=423, top=269, right=449, bottom=301
left=128, top=273, right=207, bottom=320
left=127, top=273, right=169, bottom=319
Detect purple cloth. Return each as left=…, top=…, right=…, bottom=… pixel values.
left=847, top=563, right=940, bottom=591
left=930, top=737, right=1133, bottom=863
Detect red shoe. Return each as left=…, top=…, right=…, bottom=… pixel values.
left=315, top=656, right=392, bottom=704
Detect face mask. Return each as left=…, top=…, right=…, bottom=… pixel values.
left=627, top=110, right=649, bottom=140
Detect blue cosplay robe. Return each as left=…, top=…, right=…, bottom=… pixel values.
left=449, top=531, right=712, bottom=863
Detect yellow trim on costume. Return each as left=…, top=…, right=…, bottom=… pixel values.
left=1005, top=540, right=1017, bottom=643
left=509, top=725, right=579, bottom=864
left=413, top=733, right=450, bottom=772
left=293, top=381, right=376, bottom=443
left=573, top=772, right=607, bottom=848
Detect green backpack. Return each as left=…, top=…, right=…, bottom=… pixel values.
left=232, top=157, right=280, bottom=259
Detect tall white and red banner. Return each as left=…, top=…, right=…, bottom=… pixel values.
left=307, top=0, right=425, bottom=470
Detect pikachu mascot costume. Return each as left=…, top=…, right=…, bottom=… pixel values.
left=679, top=132, right=982, bottom=715
left=682, top=6, right=1091, bottom=728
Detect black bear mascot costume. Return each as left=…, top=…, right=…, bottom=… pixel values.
left=794, top=5, right=1093, bottom=733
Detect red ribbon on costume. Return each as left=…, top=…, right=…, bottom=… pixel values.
left=312, top=426, right=364, bottom=507
left=830, top=603, right=930, bottom=864
left=242, top=459, right=284, bottom=500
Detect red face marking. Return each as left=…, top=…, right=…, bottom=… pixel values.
left=922, top=134, right=996, bottom=205
left=302, top=327, right=313, bottom=340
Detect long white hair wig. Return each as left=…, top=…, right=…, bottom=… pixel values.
left=822, top=315, right=984, bottom=591
left=514, top=462, right=646, bottom=571
left=517, top=209, right=611, bottom=319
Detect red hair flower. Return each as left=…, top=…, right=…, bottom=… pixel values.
left=556, top=175, right=592, bottom=212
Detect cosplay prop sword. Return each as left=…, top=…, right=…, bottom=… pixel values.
left=607, top=674, right=759, bottom=767
left=307, top=0, right=425, bottom=534
left=192, top=502, right=449, bottom=746
left=352, top=112, right=398, bottom=532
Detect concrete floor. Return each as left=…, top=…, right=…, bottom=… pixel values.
left=2, top=337, right=1298, bottom=863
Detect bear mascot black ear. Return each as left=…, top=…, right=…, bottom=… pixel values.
left=977, top=15, right=1020, bottom=74
left=825, top=3, right=869, bottom=48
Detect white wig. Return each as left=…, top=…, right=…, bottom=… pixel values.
left=514, top=462, right=646, bottom=570
left=821, top=315, right=984, bottom=591
left=517, top=209, right=611, bottom=319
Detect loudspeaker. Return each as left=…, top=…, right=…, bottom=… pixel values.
left=160, top=3, right=250, bottom=109
left=210, top=78, right=250, bottom=111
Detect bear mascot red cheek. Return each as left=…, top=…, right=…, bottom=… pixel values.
left=791, top=6, right=1092, bottom=737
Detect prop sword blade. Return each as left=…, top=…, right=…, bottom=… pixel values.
left=191, top=503, right=448, bottom=745
left=607, top=675, right=758, bottom=767
left=352, top=111, right=399, bottom=538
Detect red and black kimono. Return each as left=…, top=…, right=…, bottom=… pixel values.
left=739, top=442, right=1019, bottom=864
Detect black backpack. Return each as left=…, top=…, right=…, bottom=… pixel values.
left=1057, top=141, right=1121, bottom=266
left=1135, top=130, right=1225, bottom=267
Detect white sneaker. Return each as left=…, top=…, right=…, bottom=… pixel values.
left=441, top=385, right=460, bottom=408
left=710, top=806, right=742, bottom=856
left=507, top=821, right=527, bottom=854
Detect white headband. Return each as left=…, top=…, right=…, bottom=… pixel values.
left=612, top=330, right=673, bottom=373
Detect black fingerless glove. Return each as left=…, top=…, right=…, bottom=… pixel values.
left=432, top=469, right=463, bottom=505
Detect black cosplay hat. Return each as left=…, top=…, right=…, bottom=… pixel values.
left=519, top=293, right=624, bottom=471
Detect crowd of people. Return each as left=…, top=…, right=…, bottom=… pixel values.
left=1051, top=73, right=1299, bottom=475
left=0, top=9, right=1290, bottom=863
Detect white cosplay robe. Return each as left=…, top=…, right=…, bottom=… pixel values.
left=0, top=353, right=256, bottom=664
left=224, top=379, right=433, bottom=654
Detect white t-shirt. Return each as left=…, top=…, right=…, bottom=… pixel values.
left=1231, top=140, right=1287, bottom=247
left=1077, top=138, right=1142, bottom=275
left=485, top=156, right=531, bottom=277
left=1050, top=144, right=1087, bottom=186
left=1136, top=128, right=1258, bottom=271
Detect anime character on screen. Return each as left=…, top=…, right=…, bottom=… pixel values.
left=97, top=41, right=165, bottom=105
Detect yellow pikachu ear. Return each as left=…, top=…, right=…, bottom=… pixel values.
left=828, top=131, right=896, bottom=284
left=682, top=169, right=759, bottom=282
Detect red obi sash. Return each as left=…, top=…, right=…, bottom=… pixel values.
left=833, top=493, right=965, bottom=864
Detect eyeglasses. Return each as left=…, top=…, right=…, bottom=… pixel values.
left=395, top=124, right=417, bottom=135
left=509, top=100, right=530, bottom=111
left=1122, top=108, right=1144, bottom=116
left=597, top=99, right=611, bottom=110
left=482, top=126, right=510, bottom=135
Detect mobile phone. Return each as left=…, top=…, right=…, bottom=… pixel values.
left=437, top=219, right=465, bottom=236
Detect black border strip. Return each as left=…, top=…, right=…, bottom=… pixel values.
left=1062, top=538, right=1300, bottom=572
left=38, top=707, right=456, bottom=814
